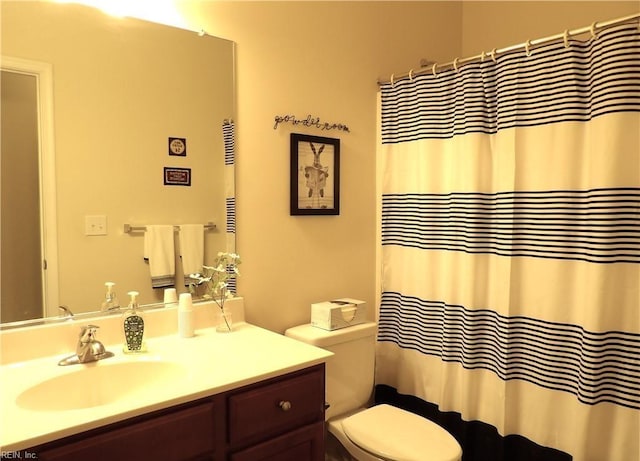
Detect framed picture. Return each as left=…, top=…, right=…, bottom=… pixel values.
left=290, top=133, right=340, bottom=215
left=168, top=137, right=187, bottom=156
left=164, top=167, right=191, bottom=186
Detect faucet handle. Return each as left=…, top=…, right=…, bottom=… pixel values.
left=79, top=324, right=100, bottom=343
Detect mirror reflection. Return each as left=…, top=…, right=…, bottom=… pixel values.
left=1, top=2, right=236, bottom=326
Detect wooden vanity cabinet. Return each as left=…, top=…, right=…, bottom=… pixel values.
left=30, top=364, right=325, bottom=461
left=34, top=400, right=218, bottom=461
left=227, top=363, right=325, bottom=460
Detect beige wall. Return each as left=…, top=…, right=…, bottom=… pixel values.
left=176, top=1, right=636, bottom=334
left=462, top=1, right=639, bottom=56
left=177, top=2, right=463, bottom=332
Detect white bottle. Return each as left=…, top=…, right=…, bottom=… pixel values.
left=101, top=282, right=120, bottom=311
left=178, top=293, right=195, bottom=338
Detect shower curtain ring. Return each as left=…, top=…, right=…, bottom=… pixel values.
left=432, top=63, right=438, bottom=77
left=453, top=58, right=459, bottom=72
left=480, top=51, right=486, bottom=62
left=390, top=73, right=395, bottom=87
left=563, top=30, right=570, bottom=48
left=525, top=40, right=532, bottom=57
left=409, top=69, right=414, bottom=81
left=590, top=21, right=598, bottom=40
left=490, top=48, right=497, bottom=63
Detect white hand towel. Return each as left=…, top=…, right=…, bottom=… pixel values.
left=179, top=224, right=204, bottom=285
left=143, top=225, right=176, bottom=288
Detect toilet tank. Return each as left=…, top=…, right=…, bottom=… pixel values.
left=285, top=322, right=377, bottom=421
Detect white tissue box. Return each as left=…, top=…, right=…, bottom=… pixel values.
left=311, top=298, right=366, bottom=331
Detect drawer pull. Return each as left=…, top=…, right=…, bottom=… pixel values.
left=278, top=400, right=292, bottom=411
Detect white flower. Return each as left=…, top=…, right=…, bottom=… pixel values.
left=189, top=252, right=241, bottom=314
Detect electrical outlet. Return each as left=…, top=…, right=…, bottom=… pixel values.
left=85, top=215, right=107, bottom=236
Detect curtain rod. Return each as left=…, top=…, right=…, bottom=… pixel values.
left=378, top=13, right=640, bottom=86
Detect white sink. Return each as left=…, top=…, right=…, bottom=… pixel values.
left=16, top=360, right=186, bottom=411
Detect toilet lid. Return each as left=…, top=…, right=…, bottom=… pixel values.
left=341, top=404, right=462, bottom=461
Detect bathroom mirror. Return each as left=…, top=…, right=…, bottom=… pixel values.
left=1, top=2, right=236, bottom=327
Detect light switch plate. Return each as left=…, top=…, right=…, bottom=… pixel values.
left=85, top=215, right=107, bottom=236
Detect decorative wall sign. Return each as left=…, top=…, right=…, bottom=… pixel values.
left=274, top=114, right=350, bottom=133
left=290, top=133, right=340, bottom=215
left=168, top=137, right=187, bottom=156
left=164, top=167, right=191, bottom=186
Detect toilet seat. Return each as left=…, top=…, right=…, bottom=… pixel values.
left=341, top=404, right=462, bottom=461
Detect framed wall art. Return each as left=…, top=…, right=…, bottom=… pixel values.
left=164, top=167, right=191, bottom=186
left=290, top=133, right=340, bottom=215
left=168, top=137, right=187, bottom=156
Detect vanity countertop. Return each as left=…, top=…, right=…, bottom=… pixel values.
left=0, top=321, right=332, bottom=452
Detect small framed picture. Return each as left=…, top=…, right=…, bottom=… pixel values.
left=290, top=133, right=340, bottom=215
left=168, top=137, right=187, bottom=156
left=164, top=167, right=191, bottom=186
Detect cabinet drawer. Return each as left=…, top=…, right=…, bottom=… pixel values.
left=36, top=401, right=216, bottom=461
left=228, top=365, right=324, bottom=447
left=231, top=421, right=325, bottom=461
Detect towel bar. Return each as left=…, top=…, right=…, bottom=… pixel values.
left=123, top=222, right=216, bottom=233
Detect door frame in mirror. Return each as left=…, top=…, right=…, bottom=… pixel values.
left=1, top=56, right=59, bottom=318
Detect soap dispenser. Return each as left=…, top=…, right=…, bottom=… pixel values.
left=101, top=282, right=120, bottom=311
left=123, top=291, right=146, bottom=353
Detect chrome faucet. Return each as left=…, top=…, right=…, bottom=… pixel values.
left=58, top=305, right=74, bottom=318
left=58, top=325, right=114, bottom=366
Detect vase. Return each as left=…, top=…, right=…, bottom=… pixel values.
left=216, top=308, right=233, bottom=333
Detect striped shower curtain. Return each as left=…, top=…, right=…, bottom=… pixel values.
left=376, top=23, right=639, bottom=461
left=222, top=120, right=237, bottom=293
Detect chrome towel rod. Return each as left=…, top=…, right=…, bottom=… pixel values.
left=123, top=222, right=216, bottom=233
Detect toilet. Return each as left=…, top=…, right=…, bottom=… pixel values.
left=285, top=322, right=462, bottom=461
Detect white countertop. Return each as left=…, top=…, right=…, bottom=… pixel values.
left=0, top=321, right=332, bottom=451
